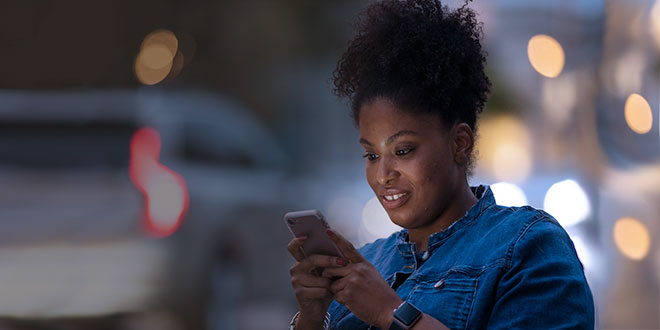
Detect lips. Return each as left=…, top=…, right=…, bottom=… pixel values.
left=379, top=189, right=411, bottom=210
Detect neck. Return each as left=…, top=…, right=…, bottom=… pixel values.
left=407, top=184, right=478, bottom=253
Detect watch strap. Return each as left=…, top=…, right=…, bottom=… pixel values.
left=388, top=317, right=408, bottom=330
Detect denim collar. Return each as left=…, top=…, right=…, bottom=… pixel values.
left=395, top=185, right=494, bottom=255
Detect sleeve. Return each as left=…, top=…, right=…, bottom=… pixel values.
left=486, top=217, right=595, bottom=329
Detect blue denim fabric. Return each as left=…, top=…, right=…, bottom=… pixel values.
left=327, top=185, right=594, bottom=329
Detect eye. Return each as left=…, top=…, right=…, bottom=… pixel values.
left=362, top=153, right=379, bottom=161
left=395, top=148, right=414, bottom=156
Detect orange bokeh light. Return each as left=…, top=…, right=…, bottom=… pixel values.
left=527, top=34, right=565, bottom=78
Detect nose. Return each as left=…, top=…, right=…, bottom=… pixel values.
left=376, top=156, right=399, bottom=186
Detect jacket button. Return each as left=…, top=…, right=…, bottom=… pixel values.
left=422, top=251, right=429, bottom=260
left=434, top=279, right=445, bottom=289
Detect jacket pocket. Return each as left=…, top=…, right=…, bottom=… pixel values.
left=407, top=273, right=477, bottom=330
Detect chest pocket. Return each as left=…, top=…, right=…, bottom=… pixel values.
left=407, top=273, right=478, bottom=330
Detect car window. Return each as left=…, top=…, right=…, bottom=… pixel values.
left=0, top=120, right=137, bottom=169
left=181, top=119, right=258, bottom=168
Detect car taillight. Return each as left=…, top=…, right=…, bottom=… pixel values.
left=129, top=127, right=189, bottom=237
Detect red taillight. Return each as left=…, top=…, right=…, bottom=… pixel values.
left=129, top=127, right=189, bottom=237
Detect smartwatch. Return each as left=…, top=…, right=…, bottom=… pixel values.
left=388, top=301, right=422, bottom=330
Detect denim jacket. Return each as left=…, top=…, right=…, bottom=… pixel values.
left=327, top=186, right=594, bottom=329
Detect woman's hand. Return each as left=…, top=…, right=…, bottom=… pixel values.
left=287, top=235, right=348, bottom=329
left=321, top=229, right=403, bottom=329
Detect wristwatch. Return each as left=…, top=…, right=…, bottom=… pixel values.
left=388, top=301, right=422, bottom=330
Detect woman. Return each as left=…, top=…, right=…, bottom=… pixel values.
left=287, top=0, right=594, bottom=329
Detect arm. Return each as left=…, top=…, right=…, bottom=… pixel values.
left=411, top=314, right=450, bottom=330
left=486, top=217, right=595, bottom=329
left=293, top=312, right=330, bottom=330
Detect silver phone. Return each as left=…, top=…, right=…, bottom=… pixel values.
left=284, top=209, right=345, bottom=259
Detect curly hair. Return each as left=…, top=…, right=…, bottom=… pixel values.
left=333, top=0, right=490, bottom=131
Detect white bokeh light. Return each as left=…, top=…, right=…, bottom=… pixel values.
left=361, top=197, right=401, bottom=239
left=490, top=182, right=528, bottom=207
left=569, top=235, right=593, bottom=270
left=357, top=223, right=375, bottom=247
left=147, top=172, right=185, bottom=231
left=543, top=179, right=591, bottom=227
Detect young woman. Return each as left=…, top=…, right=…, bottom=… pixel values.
left=287, top=1, right=594, bottom=329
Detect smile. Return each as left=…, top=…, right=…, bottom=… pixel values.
left=384, top=193, right=407, bottom=201
left=380, top=192, right=411, bottom=210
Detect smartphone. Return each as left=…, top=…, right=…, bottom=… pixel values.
left=284, top=209, right=345, bottom=259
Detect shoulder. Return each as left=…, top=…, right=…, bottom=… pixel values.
left=480, top=203, right=552, bottom=231
left=508, top=208, right=579, bottom=266
left=471, top=204, right=577, bottom=267
left=477, top=202, right=561, bottom=236
left=483, top=204, right=580, bottom=270
left=484, top=206, right=594, bottom=328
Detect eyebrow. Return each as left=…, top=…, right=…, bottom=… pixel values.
left=359, top=130, right=419, bottom=146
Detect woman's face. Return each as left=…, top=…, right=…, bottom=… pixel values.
left=358, top=98, right=464, bottom=229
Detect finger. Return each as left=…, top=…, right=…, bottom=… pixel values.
left=293, top=287, right=332, bottom=301
left=321, top=265, right=352, bottom=278
left=293, top=257, right=336, bottom=276
left=287, top=236, right=308, bottom=261
left=307, top=254, right=348, bottom=269
left=330, top=276, right=349, bottom=294
left=291, top=258, right=321, bottom=275
left=325, top=229, right=366, bottom=263
left=292, top=273, right=332, bottom=289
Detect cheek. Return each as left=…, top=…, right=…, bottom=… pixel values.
left=365, top=163, right=377, bottom=190
left=415, top=160, right=453, bottom=200
left=426, top=162, right=441, bottom=182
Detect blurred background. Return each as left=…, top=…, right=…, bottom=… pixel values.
left=0, top=0, right=657, bottom=329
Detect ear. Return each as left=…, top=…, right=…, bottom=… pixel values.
left=451, top=123, right=475, bottom=166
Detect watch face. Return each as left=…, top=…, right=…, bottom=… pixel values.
left=394, top=301, right=422, bottom=325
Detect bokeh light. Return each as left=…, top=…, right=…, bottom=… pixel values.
left=129, top=127, right=189, bottom=238
left=135, top=29, right=179, bottom=85
left=542, top=73, right=577, bottom=126
left=650, top=0, right=660, bottom=50
left=492, top=144, right=532, bottom=183
left=613, top=217, right=651, bottom=260
left=147, top=173, right=187, bottom=232
left=624, top=93, right=653, bottom=134
left=543, top=179, right=591, bottom=227
left=135, top=57, right=173, bottom=86
left=361, top=196, right=400, bottom=239
left=490, top=182, right=528, bottom=207
left=527, top=34, right=565, bottom=78
left=614, top=50, right=644, bottom=97
left=324, top=194, right=364, bottom=239
left=141, top=30, right=178, bottom=58
left=476, top=116, right=533, bottom=183
left=165, top=51, right=185, bottom=81
left=139, top=45, right=174, bottom=70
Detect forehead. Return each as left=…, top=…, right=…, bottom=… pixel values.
left=358, top=98, right=445, bottom=138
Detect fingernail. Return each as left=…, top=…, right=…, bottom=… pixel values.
left=326, top=229, right=335, bottom=237
left=336, top=257, right=347, bottom=266
left=298, top=236, right=308, bottom=241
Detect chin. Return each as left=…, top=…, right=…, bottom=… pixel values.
left=386, top=210, right=414, bottom=228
